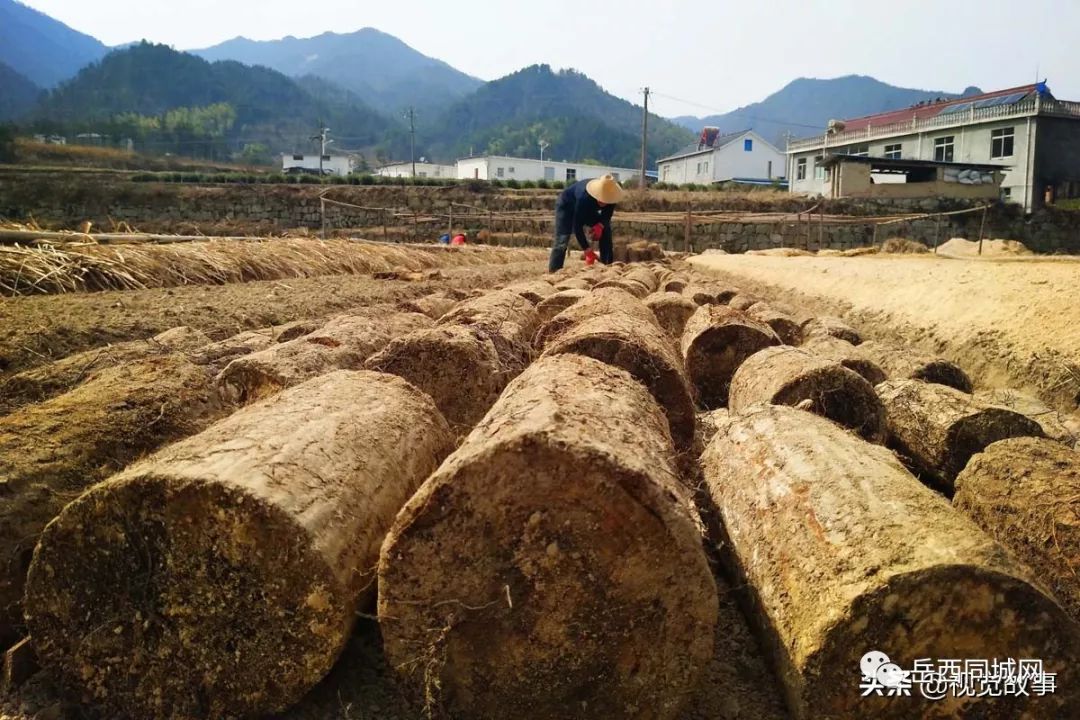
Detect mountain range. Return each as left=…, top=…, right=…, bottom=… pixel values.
left=672, top=75, right=983, bottom=145
left=1, top=1, right=992, bottom=169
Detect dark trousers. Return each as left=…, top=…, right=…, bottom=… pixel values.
left=548, top=209, right=612, bottom=271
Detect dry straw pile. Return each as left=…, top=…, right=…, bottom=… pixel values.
left=0, top=238, right=544, bottom=296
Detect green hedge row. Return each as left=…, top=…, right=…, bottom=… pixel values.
left=129, top=172, right=573, bottom=190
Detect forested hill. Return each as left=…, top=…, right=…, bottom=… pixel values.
left=0, top=62, right=41, bottom=121
left=30, top=43, right=396, bottom=160
left=0, top=0, right=107, bottom=87
left=424, top=65, right=695, bottom=167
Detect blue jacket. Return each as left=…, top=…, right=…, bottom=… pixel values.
left=555, top=180, right=616, bottom=249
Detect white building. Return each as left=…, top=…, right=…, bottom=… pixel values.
left=456, top=155, right=640, bottom=184
left=376, top=161, right=457, bottom=178
left=786, top=82, right=1080, bottom=211
left=657, top=129, right=786, bottom=185
left=282, top=153, right=353, bottom=177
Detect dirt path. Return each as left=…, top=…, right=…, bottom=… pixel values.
left=0, top=260, right=544, bottom=376
left=690, top=253, right=1080, bottom=412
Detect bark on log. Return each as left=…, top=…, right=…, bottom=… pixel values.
left=543, top=312, right=696, bottom=452
left=0, top=326, right=209, bottom=415
left=593, top=278, right=650, bottom=298
left=696, top=408, right=733, bottom=449
left=661, top=277, right=688, bottom=293
left=747, top=305, right=802, bottom=346
left=622, top=267, right=659, bottom=293
left=439, top=289, right=540, bottom=343
left=366, top=323, right=532, bottom=430
left=877, top=379, right=1045, bottom=490
left=645, top=292, right=699, bottom=341
left=0, top=355, right=221, bottom=649
left=24, top=370, right=453, bottom=720
left=397, top=292, right=460, bottom=320
left=954, top=436, right=1080, bottom=621
left=800, top=316, right=862, bottom=345
left=800, top=334, right=886, bottom=386
left=854, top=341, right=973, bottom=393
left=973, top=389, right=1080, bottom=448
left=729, top=346, right=885, bottom=442
left=271, top=318, right=324, bottom=342
left=554, top=278, right=591, bottom=291
left=702, top=404, right=1080, bottom=719
left=682, top=284, right=719, bottom=306
left=536, top=289, right=588, bottom=323
left=378, top=354, right=717, bottom=720
left=727, top=295, right=762, bottom=312
left=185, top=330, right=275, bottom=371
left=681, top=305, right=781, bottom=409
left=215, top=310, right=431, bottom=403
left=534, top=287, right=659, bottom=349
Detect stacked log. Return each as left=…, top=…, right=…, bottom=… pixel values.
left=622, top=266, right=659, bottom=293
left=747, top=305, right=802, bottom=346
left=536, top=289, right=588, bottom=323
left=682, top=285, right=719, bottom=306
left=701, top=404, right=1080, bottom=719
left=554, top=277, right=591, bottom=291
left=973, top=389, right=1080, bottom=447
left=727, top=295, right=761, bottom=312
left=594, top=277, right=650, bottom=298
left=535, top=287, right=659, bottom=349
left=186, top=329, right=276, bottom=370
left=800, top=334, right=887, bottom=386
left=543, top=312, right=697, bottom=452
left=800, top=316, right=862, bottom=345
left=502, top=280, right=557, bottom=305
left=854, top=341, right=973, bottom=393
left=953, top=436, right=1080, bottom=620
left=215, top=309, right=431, bottom=403
left=368, top=290, right=539, bottom=429
left=24, top=370, right=453, bottom=720
left=397, top=292, right=460, bottom=320
left=0, top=326, right=209, bottom=414
left=661, top=277, right=688, bottom=293
left=378, top=354, right=717, bottom=720
left=0, top=355, right=221, bottom=648
left=877, top=379, right=1044, bottom=490
left=681, top=305, right=780, bottom=408
left=729, top=346, right=885, bottom=442
left=645, top=292, right=699, bottom=341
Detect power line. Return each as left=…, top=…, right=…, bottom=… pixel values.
left=648, top=91, right=824, bottom=130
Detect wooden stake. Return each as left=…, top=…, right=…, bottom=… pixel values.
left=684, top=205, right=692, bottom=253
left=978, top=205, right=987, bottom=255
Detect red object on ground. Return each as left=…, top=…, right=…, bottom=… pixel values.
left=584, top=248, right=598, bottom=266
left=451, top=234, right=467, bottom=246
left=591, top=223, right=604, bottom=242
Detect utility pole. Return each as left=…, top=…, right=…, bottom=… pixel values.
left=310, top=122, right=331, bottom=175
left=404, top=107, right=416, bottom=177
left=639, top=87, right=650, bottom=190
left=539, top=139, right=549, bottom=179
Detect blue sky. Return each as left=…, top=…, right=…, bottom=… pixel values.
left=22, top=0, right=1080, bottom=116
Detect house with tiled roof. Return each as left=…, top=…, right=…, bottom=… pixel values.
left=786, top=82, right=1080, bottom=211
left=657, top=128, right=785, bottom=186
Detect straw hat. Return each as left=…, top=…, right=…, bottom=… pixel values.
left=586, top=174, right=625, bottom=204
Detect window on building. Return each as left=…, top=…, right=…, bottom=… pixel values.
left=704, top=161, right=709, bottom=173
left=496, top=167, right=505, bottom=178
left=796, top=158, right=807, bottom=180
left=991, top=127, right=1015, bottom=159
left=662, top=166, right=670, bottom=181
left=508, top=166, right=515, bottom=174
left=813, top=156, right=825, bottom=180
left=850, top=144, right=869, bottom=157
left=292, top=154, right=303, bottom=161
left=934, top=136, right=955, bottom=162
left=884, top=143, right=902, bottom=159
left=612, top=172, right=620, bottom=181
left=696, top=162, right=702, bottom=173
left=419, top=172, right=427, bottom=177
left=744, top=138, right=753, bottom=152
left=1001, top=187, right=1012, bottom=201
left=566, top=168, right=577, bottom=182
left=767, top=160, right=773, bottom=178
left=321, top=155, right=331, bottom=161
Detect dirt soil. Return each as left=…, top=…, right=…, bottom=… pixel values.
left=690, top=253, right=1080, bottom=413
left=0, top=261, right=543, bottom=376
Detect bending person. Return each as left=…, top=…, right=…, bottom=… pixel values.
left=548, top=174, right=624, bottom=271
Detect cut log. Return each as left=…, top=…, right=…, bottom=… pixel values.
left=973, top=389, right=1080, bottom=448
left=661, top=277, right=688, bottom=293
left=877, top=379, right=1045, bottom=490
left=681, top=305, right=781, bottom=409
left=729, top=346, right=885, bottom=442
left=501, top=280, right=557, bottom=305
left=727, top=294, right=761, bottom=312
left=0, top=355, right=221, bottom=649
left=24, top=370, right=453, bottom=720
left=645, top=292, right=699, bottom=341
left=536, top=289, right=588, bottom=323
left=439, top=289, right=540, bottom=343
left=800, top=315, right=862, bottom=345
left=854, top=341, right=972, bottom=393
left=954, top=436, right=1080, bottom=620
left=682, top=284, right=719, bottom=306
left=366, top=323, right=531, bottom=429
left=543, top=312, right=696, bottom=452
left=534, top=286, right=659, bottom=349
left=554, top=277, right=591, bottom=291
left=696, top=408, right=733, bottom=448
left=622, top=266, right=659, bottom=293
left=800, top=334, right=886, bottom=386
left=396, top=292, right=460, bottom=320
left=378, top=354, right=717, bottom=720
left=271, top=318, right=324, bottom=342
left=0, top=326, right=209, bottom=414
left=215, top=309, right=431, bottom=403
left=747, top=305, right=802, bottom=346
left=702, top=404, right=1080, bottom=719
left=593, top=278, right=650, bottom=298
